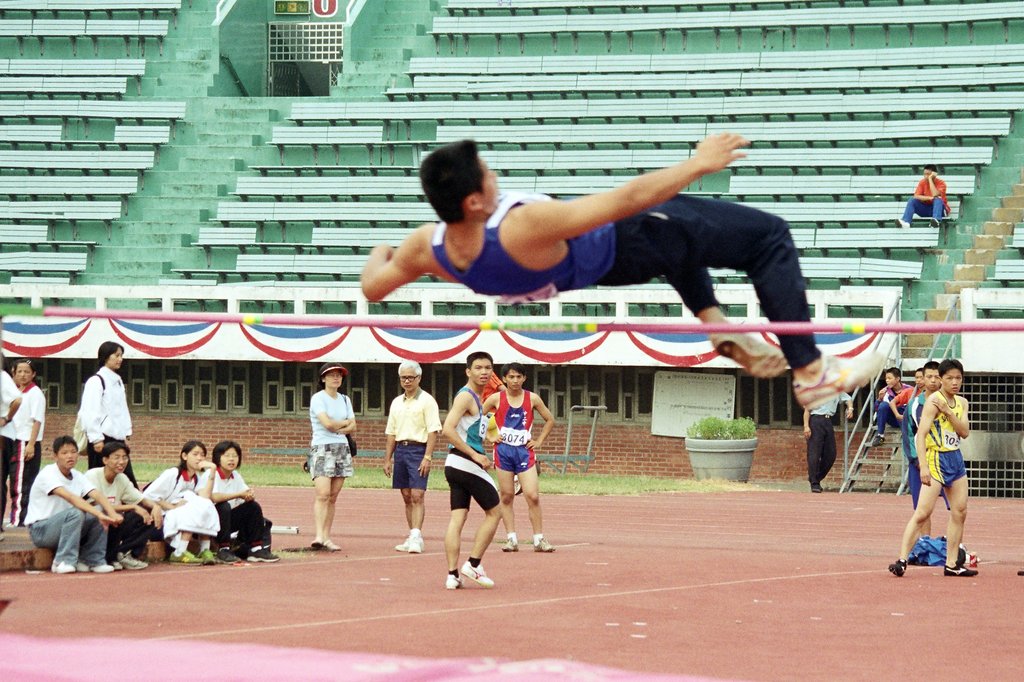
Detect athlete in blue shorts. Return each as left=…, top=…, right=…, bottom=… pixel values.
left=890, top=359, right=976, bottom=578
left=481, top=362, right=556, bottom=553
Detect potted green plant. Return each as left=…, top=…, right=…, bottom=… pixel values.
left=685, top=416, right=758, bottom=482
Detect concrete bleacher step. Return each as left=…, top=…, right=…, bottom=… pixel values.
left=0, top=528, right=166, bottom=573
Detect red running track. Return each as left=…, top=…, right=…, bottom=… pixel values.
left=1, top=487, right=1022, bottom=681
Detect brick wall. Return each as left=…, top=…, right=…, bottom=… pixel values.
left=44, top=412, right=844, bottom=484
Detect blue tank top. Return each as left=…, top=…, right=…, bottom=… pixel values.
left=431, top=192, right=616, bottom=302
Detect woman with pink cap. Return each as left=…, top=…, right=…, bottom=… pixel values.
left=308, top=362, right=356, bottom=551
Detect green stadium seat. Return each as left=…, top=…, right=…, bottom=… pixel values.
left=480, top=148, right=993, bottom=172
left=113, top=124, right=170, bottom=145
left=215, top=201, right=435, bottom=225
left=0, top=123, right=63, bottom=143
left=0, top=149, right=154, bottom=169
left=0, top=199, right=121, bottom=220
left=391, top=66, right=1024, bottom=99
left=233, top=174, right=626, bottom=199
left=310, top=226, right=412, bottom=249
left=729, top=175, right=976, bottom=199
left=0, top=223, right=96, bottom=250
left=290, top=92, right=1024, bottom=125
left=992, top=260, right=1024, bottom=281
left=235, top=253, right=366, bottom=279
left=0, top=250, right=88, bottom=278
left=0, top=75, right=127, bottom=95
left=9, top=274, right=71, bottom=284
left=0, top=58, right=147, bottom=76
left=0, top=0, right=180, bottom=12
left=713, top=256, right=922, bottom=282
left=194, top=226, right=258, bottom=265
left=408, top=44, right=1024, bottom=77
left=0, top=19, right=169, bottom=48
left=436, top=119, right=1012, bottom=147
left=0, top=99, right=186, bottom=122
left=431, top=3, right=1024, bottom=44
left=0, top=175, right=139, bottom=196
left=808, top=227, right=940, bottom=252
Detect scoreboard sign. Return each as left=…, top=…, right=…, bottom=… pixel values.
left=274, top=1, right=310, bottom=15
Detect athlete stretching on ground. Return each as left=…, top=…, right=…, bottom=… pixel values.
left=361, top=133, right=882, bottom=408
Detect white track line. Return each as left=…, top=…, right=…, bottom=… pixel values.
left=147, top=567, right=881, bottom=641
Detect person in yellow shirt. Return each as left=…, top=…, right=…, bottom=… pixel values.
left=889, top=359, right=975, bottom=578
left=384, top=361, right=442, bottom=555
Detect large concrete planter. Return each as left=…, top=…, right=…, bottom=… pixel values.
left=685, top=438, right=757, bottom=482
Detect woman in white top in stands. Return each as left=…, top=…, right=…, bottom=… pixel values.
left=78, top=341, right=136, bottom=486
left=308, top=362, right=356, bottom=552
left=142, top=440, right=220, bottom=566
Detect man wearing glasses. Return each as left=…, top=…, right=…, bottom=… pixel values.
left=384, top=360, right=442, bottom=554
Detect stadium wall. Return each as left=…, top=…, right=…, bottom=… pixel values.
left=39, top=412, right=817, bottom=483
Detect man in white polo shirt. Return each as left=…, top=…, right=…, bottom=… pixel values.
left=25, top=435, right=123, bottom=574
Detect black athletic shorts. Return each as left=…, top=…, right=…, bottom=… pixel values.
left=445, top=465, right=499, bottom=512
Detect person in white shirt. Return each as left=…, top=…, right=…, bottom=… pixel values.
left=25, top=435, right=123, bottom=574
left=142, top=440, right=220, bottom=566
left=307, top=362, right=356, bottom=552
left=5, top=358, right=45, bottom=528
left=85, top=441, right=163, bottom=570
left=0, top=355, right=25, bottom=538
left=205, top=440, right=279, bottom=563
left=78, top=341, right=136, bottom=486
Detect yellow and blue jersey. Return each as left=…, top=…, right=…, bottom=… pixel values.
left=925, top=395, right=966, bottom=453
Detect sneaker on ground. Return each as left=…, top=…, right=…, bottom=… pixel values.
left=445, top=574, right=463, bottom=590
left=501, top=539, right=519, bottom=553
left=460, top=561, right=495, bottom=588
left=710, top=332, right=788, bottom=379
left=90, top=564, right=115, bottom=574
left=215, top=547, right=241, bottom=564
left=110, top=561, right=124, bottom=571
left=247, top=548, right=280, bottom=563
left=394, top=539, right=412, bottom=552
left=197, top=548, right=218, bottom=565
left=888, top=558, right=907, bottom=577
left=168, top=550, right=203, bottom=565
left=407, top=537, right=424, bottom=554
left=794, top=352, right=885, bottom=410
left=51, top=561, right=76, bottom=574
left=944, top=564, right=978, bottom=577
left=534, top=538, right=555, bottom=553
left=75, top=562, right=89, bottom=573
left=895, top=218, right=911, bottom=229
left=117, top=553, right=149, bottom=570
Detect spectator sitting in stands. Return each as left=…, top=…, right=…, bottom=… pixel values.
left=85, top=441, right=162, bottom=570
left=895, top=165, right=949, bottom=228
left=25, top=435, right=122, bottom=574
left=871, top=367, right=911, bottom=447
left=204, top=440, right=279, bottom=563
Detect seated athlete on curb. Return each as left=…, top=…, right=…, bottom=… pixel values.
left=360, top=133, right=882, bottom=408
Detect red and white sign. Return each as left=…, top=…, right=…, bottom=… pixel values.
left=311, top=0, right=338, bottom=18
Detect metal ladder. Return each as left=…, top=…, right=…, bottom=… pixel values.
left=840, top=433, right=906, bottom=493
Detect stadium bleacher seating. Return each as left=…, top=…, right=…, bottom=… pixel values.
left=431, top=2, right=1024, bottom=45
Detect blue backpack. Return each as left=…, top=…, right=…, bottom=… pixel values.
left=908, top=535, right=967, bottom=567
